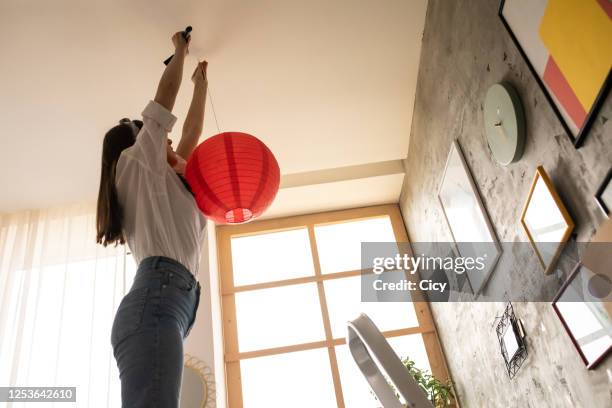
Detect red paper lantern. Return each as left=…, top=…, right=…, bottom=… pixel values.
left=185, top=132, right=280, bottom=224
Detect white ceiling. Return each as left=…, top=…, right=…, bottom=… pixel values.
left=0, top=0, right=427, bottom=214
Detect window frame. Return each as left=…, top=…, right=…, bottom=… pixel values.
left=216, top=204, right=453, bottom=407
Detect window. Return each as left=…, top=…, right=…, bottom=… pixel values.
left=217, top=204, right=451, bottom=407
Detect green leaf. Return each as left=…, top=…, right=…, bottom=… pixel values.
left=387, top=355, right=456, bottom=408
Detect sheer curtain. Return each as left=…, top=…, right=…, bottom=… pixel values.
left=0, top=202, right=136, bottom=407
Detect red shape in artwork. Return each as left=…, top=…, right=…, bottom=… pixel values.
left=596, top=0, right=612, bottom=19
left=542, top=56, right=588, bottom=129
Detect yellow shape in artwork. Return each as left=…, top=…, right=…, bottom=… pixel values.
left=539, top=0, right=612, bottom=110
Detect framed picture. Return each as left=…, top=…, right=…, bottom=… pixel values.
left=520, top=166, right=574, bottom=275
left=438, top=140, right=502, bottom=296
left=595, top=168, right=612, bottom=217
left=499, top=0, right=612, bottom=148
left=552, top=262, right=612, bottom=369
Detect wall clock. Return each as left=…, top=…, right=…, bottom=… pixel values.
left=484, top=82, right=526, bottom=165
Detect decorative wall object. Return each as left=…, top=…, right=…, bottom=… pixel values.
left=438, top=140, right=502, bottom=295
left=499, top=0, right=612, bottom=148
left=484, top=82, right=526, bottom=165
left=552, top=262, right=612, bottom=369
left=181, top=354, right=216, bottom=407
left=594, top=168, right=612, bottom=217
left=495, top=302, right=527, bottom=379
left=520, top=166, right=574, bottom=275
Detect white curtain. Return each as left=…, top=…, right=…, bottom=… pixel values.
left=0, top=202, right=136, bottom=407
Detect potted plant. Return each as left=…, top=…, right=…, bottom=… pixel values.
left=374, top=356, right=455, bottom=408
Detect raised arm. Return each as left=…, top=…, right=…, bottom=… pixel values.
left=177, top=61, right=208, bottom=160
left=154, top=32, right=190, bottom=112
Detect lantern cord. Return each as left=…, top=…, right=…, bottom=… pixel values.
left=207, top=82, right=221, bottom=134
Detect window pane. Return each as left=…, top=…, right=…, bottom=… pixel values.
left=324, top=275, right=418, bottom=339
left=231, top=228, right=315, bottom=286
left=335, top=334, right=431, bottom=408
left=386, top=335, right=431, bottom=373
left=315, top=217, right=397, bottom=274
left=241, top=348, right=337, bottom=408
left=235, top=283, right=325, bottom=352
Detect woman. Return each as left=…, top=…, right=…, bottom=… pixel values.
left=96, top=31, right=208, bottom=407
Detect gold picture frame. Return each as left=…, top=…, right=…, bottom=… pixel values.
left=520, top=166, right=575, bottom=275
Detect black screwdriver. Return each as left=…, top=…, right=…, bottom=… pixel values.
left=163, top=26, right=192, bottom=65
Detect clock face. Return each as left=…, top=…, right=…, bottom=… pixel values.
left=484, top=83, right=526, bottom=165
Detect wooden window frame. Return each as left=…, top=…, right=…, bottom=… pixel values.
left=216, top=204, right=453, bottom=407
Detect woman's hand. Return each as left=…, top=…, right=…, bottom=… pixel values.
left=191, top=60, right=208, bottom=87
left=172, top=31, right=190, bottom=56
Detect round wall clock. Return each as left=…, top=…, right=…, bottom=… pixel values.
left=484, top=82, right=526, bottom=165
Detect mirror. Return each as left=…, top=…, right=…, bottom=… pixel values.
left=520, top=166, right=574, bottom=274
left=438, top=140, right=502, bottom=295
left=180, top=354, right=216, bottom=407
left=552, top=262, right=612, bottom=369
left=347, top=313, right=434, bottom=408
left=495, top=302, right=527, bottom=379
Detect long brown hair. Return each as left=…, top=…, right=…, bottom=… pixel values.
left=96, top=120, right=141, bottom=246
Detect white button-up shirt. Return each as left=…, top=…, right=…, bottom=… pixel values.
left=115, top=100, right=206, bottom=277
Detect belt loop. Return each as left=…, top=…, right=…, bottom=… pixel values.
left=152, top=256, right=161, bottom=270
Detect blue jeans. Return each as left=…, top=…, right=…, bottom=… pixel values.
left=110, top=256, right=201, bottom=407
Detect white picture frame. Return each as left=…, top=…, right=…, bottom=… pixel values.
left=438, top=140, right=502, bottom=296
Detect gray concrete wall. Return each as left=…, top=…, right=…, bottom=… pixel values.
left=399, top=0, right=612, bottom=407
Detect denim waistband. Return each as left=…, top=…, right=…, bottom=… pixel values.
left=137, top=256, right=197, bottom=287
